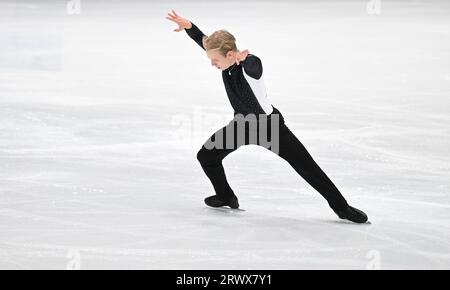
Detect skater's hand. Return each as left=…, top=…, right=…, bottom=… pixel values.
left=235, top=49, right=249, bottom=65
left=166, top=10, right=192, bottom=32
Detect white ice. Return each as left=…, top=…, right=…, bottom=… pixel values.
left=0, top=0, right=449, bottom=269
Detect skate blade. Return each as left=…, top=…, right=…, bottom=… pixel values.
left=207, top=206, right=246, bottom=212
left=336, top=219, right=371, bottom=225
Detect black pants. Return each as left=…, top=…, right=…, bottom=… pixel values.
left=196, top=107, right=349, bottom=211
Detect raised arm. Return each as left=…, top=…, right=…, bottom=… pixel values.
left=185, top=23, right=206, bottom=50
left=166, top=10, right=206, bottom=50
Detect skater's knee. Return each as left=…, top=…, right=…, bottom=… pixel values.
left=196, top=147, right=209, bottom=164
left=197, top=147, right=221, bottom=165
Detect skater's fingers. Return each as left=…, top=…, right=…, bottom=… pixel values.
left=172, top=10, right=179, bottom=17
left=166, top=16, right=176, bottom=23
left=167, top=12, right=177, bottom=19
left=166, top=16, right=178, bottom=24
left=239, top=50, right=249, bottom=62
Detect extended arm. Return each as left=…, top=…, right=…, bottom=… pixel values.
left=166, top=10, right=206, bottom=50
left=185, top=23, right=206, bottom=50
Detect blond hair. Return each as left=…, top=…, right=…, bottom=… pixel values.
left=202, top=29, right=238, bottom=56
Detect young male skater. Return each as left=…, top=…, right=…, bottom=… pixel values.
left=166, top=10, right=368, bottom=223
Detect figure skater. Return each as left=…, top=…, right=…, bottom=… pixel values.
left=166, top=10, right=368, bottom=223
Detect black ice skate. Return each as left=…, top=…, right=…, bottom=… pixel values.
left=334, top=205, right=368, bottom=224
left=204, top=195, right=239, bottom=209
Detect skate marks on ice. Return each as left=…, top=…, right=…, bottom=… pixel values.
left=1, top=0, right=450, bottom=269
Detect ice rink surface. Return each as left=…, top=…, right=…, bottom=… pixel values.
left=0, top=0, right=449, bottom=269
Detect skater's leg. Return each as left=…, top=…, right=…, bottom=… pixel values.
left=196, top=121, right=242, bottom=201
left=197, top=145, right=235, bottom=200
left=253, top=108, right=366, bottom=222
left=275, top=123, right=349, bottom=211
